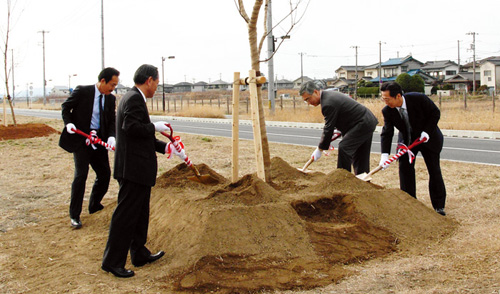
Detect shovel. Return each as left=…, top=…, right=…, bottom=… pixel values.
left=297, top=131, right=341, bottom=173
left=72, top=128, right=115, bottom=151
left=160, top=124, right=218, bottom=184
left=356, top=137, right=426, bottom=182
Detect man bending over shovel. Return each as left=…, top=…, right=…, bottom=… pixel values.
left=299, top=81, right=378, bottom=175
left=379, top=81, right=447, bottom=216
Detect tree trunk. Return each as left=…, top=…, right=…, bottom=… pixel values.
left=248, top=0, right=271, bottom=182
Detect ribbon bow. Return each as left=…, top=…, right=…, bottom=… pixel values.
left=166, top=136, right=185, bottom=159
left=85, top=130, right=98, bottom=150
left=396, top=143, right=416, bottom=164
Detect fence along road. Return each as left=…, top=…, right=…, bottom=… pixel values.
left=10, top=108, right=500, bottom=166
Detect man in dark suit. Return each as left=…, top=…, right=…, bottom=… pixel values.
left=59, top=67, right=120, bottom=229
left=299, top=81, right=378, bottom=175
left=101, top=64, right=170, bottom=278
left=379, top=81, right=447, bottom=216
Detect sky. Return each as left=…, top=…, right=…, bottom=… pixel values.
left=1, top=0, right=500, bottom=97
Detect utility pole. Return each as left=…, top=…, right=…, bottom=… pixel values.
left=299, top=52, right=306, bottom=85
left=457, top=40, right=461, bottom=73
left=11, top=49, right=15, bottom=102
left=101, top=0, right=105, bottom=69
left=466, top=32, right=477, bottom=95
left=38, top=30, right=49, bottom=105
left=379, top=41, right=385, bottom=88
left=351, top=45, right=359, bottom=99
left=266, top=0, right=275, bottom=113
left=161, top=56, right=175, bottom=112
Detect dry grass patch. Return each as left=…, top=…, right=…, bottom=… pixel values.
left=1, top=115, right=500, bottom=293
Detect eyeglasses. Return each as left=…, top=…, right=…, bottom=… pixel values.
left=303, top=95, right=312, bottom=104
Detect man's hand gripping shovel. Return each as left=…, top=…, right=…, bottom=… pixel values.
left=72, top=128, right=115, bottom=151
left=161, top=124, right=217, bottom=184
left=356, top=137, right=427, bottom=182
left=298, top=131, right=341, bottom=173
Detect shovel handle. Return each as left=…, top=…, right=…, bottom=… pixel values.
left=72, top=128, right=115, bottom=151
left=298, top=157, right=314, bottom=173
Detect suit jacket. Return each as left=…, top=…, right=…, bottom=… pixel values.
left=59, top=85, right=116, bottom=153
left=114, top=87, right=166, bottom=187
left=380, top=92, right=442, bottom=154
left=319, top=91, right=378, bottom=150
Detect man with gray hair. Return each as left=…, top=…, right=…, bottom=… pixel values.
left=102, top=64, right=170, bottom=278
left=299, top=81, right=378, bottom=174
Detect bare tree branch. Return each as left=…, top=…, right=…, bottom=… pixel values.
left=259, top=0, right=310, bottom=63
left=257, top=0, right=269, bottom=56
left=234, top=0, right=250, bottom=23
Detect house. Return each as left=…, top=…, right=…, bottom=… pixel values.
left=193, top=81, right=208, bottom=92
left=51, top=86, right=69, bottom=96
left=321, top=78, right=337, bottom=88
left=275, top=79, right=294, bottom=89
left=460, top=56, right=500, bottom=92
left=157, top=84, right=174, bottom=94
left=172, top=82, right=193, bottom=93
left=293, top=76, right=313, bottom=89
left=363, top=63, right=380, bottom=79
left=115, top=83, right=130, bottom=95
left=207, top=80, right=231, bottom=91
left=335, top=66, right=366, bottom=80
left=421, top=60, right=459, bottom=81
left=443, top=72, right=475, bottom=91
left=329, top=78, right=355, bottom=92
left=478, top=57, right=500, bottom=92
left=380, top=54, right=424, bottom=79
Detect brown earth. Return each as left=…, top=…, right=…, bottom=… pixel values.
left=0, top=122, right=459, bottom=293
left=0, top=123, right=59, bottom=140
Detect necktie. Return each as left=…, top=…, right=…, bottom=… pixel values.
left=98, top=94, right=104, bottom=130
left=399, top=107, right=412, bottom=145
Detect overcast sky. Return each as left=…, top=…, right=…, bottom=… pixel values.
left=2, top=0, right=500, bottom=95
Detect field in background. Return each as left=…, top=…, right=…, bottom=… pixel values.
left=9, top=90, right=500, bottom=131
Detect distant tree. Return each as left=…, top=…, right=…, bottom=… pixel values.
left=409, top=75, right=425, bottom=93
left=395, top=73, right=411, bottom=93
left=1, top=0, right=18, bottom=126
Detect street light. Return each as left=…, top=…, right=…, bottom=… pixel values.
left=161, top=56, right=175, bottom=112
left=68, top=74, right=77, bottom=94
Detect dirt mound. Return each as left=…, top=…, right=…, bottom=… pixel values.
left=156, top=162, right=229, bottom=190
left=0, top=123, right=59, bottom=140
left=146, top=157, right=455, bottom=292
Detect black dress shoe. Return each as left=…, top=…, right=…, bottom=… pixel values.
left=89, top=204, right=104, bottom=214
left=132, top=251, right=165, bottom=267
left=70, top=218, right=82, bottom=229
left=435, top=208, right=446, bottom=216
left=101, top=264, right=134, bottom=278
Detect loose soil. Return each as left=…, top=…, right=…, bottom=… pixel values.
left=0, top=118, right=498, bottom=293
left=0, top=123, right=59, bottom=140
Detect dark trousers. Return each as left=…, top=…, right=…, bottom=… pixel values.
left=70, top=145, right=110, bottom=219
left=102, top=179, right=152, bottom=268
left=337, top=124, right=374, bottom=175
left=398, top=140, right=447, bottom=210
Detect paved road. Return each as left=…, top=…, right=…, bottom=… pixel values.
left=11, top=108, right=500, bottom=166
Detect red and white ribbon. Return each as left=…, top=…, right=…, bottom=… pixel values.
left=382, top=138, right=426, bottom=168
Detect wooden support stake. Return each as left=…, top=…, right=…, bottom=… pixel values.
left=232, top=72, right=241, bottom=182
left=248, top=70, right=266, bottom=181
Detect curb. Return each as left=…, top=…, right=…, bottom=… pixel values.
left=153, top=115, right=500, bottom=140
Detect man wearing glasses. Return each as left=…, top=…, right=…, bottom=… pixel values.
left=299, top=81, right=378, bottom=175
left=379, top=81, right=446, bottom=216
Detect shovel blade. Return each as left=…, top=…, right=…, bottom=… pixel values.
left=356, top=172, right=372, bottom=182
